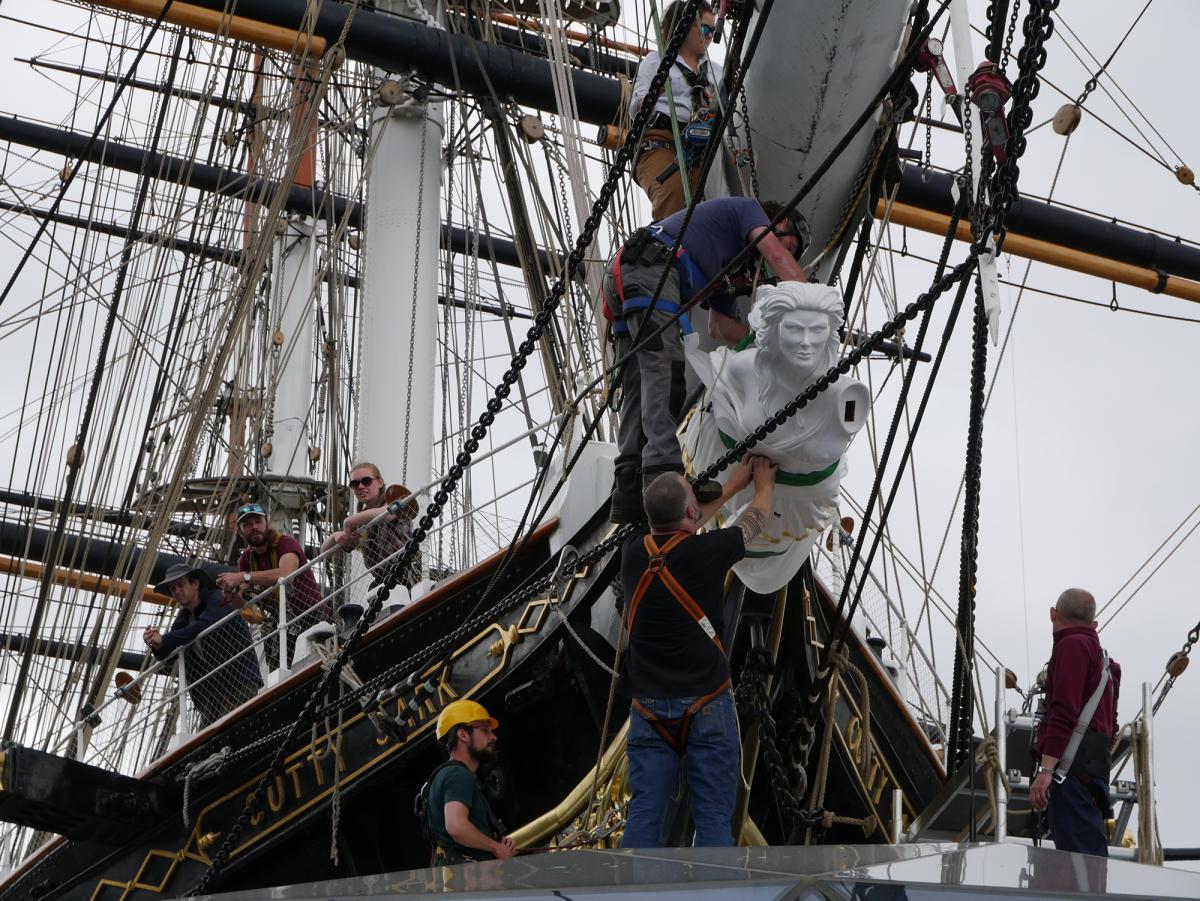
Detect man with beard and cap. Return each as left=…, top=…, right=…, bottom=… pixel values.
left=216, top=503, right=324, bottom=665
left=144, top=562, right=263, bottom=727
left=420, top=700, right=514, bottom=865
left=319, top=461, right=421, bottom=590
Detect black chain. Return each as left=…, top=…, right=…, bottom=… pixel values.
left=947, top=0, right=1056, bottom=776
left=736, top=648, right=824, bottom=827
left=985, top=0, right=1058, bottom=250
left=694, top=257, right=974, bottom=484
left=1000, top=0, right=1023, bottom=70
left=187, top=4, right=706, bottom=891
left=948, top=278, right=988, bottom=773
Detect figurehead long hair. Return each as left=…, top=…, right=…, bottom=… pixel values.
left=747, top=282, right=844, bottom=411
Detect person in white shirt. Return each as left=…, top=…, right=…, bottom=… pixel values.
left=630, top=1, right=722, bottom=220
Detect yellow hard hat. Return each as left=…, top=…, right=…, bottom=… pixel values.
left=436, top=699, right=499, bottom=740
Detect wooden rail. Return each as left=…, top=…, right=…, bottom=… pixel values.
left=879, top=199, right=1200, bottom=305
left=0, top=555, right=172, bottom=605
left=83, top=0, right=326, bottom=57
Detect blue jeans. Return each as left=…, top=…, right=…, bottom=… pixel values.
left=621, top=689, right=741, bottom=848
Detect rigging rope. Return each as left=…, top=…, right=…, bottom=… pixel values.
left=188, top=4, right=711, bottom=889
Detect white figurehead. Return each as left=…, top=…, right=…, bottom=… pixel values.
left=682, top=281, right=870, bottom=593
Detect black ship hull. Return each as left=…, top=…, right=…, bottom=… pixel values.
left=1, top=509, right=948, bottom=900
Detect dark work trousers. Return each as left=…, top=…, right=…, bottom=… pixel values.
left=606, top=254, right=689, bottom=475
left=1049, top=774, right=1109, bottom=857
left=615, top=308, right=688, bottom=474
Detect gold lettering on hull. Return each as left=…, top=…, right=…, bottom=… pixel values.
left=832, top=675, right=916, bottom=831
left=89, top=596, right=555, bottom=901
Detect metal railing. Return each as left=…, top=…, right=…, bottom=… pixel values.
left=812, top=543, right=953, bottom=750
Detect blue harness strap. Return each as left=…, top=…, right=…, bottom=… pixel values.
left=612, top=296, right=692, bottom=336
left=647, top=225, right=709, bottom=301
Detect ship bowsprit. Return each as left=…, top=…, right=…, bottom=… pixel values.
left=0, top=484, right=957, bottom=900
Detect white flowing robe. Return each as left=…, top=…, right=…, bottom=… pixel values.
left=682, top=334, right=870, bottom=593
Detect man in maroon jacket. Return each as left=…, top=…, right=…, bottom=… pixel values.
left=1030, top=588, right=1121, bottom=857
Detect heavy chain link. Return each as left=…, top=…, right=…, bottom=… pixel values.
left=694, top=257, right=976, bottom=484
left=985, top=0, right=1058, bottom=248
left=999, top=0, right=1023, bottom=70
left=736, top=647, right=823, bottom=827
left=188, top=7, right=708, bottom=891
left=923, top=74, right=933, bottom=173
left=738, top=89, right=760, bottom=198
left=948, top=278, right=988, bottom=773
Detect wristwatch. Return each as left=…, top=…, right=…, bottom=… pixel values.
left=1035, top=766, right=1054, bottom=776
left=242, top=572, right=252, bottom=583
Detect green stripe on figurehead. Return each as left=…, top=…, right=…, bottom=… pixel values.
left=717, top=431, right=839, bottom=486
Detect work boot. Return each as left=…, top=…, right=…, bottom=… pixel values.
left=609, top=466, right=644, bottom=524
left=643, top=470, right=724, bottom=505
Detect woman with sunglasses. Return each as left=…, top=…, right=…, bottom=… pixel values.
left=321, top=462, right=422, bottom=590
left=629, top=1, right=722, bottom=221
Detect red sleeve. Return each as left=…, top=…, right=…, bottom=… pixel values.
left=237, top=548, right=251, bottom=572
left=275, top=536, right=306, bottom=561
left=1041, top=636, right=1091, bottom=759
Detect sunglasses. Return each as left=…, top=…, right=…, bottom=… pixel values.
left=349, top=475, right=378, bottom=489
left=236, top=503, right=266, bottom=523
left=698, top=23, right=715, bottom=39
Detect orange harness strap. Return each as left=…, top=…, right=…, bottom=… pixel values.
left=626, top=532, right=729, bottom=757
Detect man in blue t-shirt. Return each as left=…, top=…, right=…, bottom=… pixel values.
left=423, top=700, right=514, bottom=865
left=600, top=196, right=808, bottom=523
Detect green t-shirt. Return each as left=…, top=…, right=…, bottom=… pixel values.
left=426, top=762, right=495, bottom=860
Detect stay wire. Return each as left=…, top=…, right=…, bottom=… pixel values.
left=0, top=0, right=178, bottom=312
left=188, top=4, right=708, bottom=890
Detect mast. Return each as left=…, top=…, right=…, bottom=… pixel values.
left=354, top=0, right=443, bottom=491
left=263, top=59, right=323, bottom=523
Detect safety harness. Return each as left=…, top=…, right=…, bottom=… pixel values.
left=1052, top=651, right=1113, bottom=784
left=626, top=532, right=731, bottom=756
left=415, top=759, right=507, bottom=866
left=601, top=226, right=710, bottom=337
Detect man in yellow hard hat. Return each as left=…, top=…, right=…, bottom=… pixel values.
left=417, top=699, right=514, bottom=865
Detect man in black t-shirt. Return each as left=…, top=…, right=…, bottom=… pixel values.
left=619, top=455, right=777, bottom=848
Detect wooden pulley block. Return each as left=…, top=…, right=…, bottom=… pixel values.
left=1004, top=668, right=1019, bottom=690
left=384, top=483, right=420, bottom=519
left=261, top=441, right=273, bottom=459
left=378, top=79, right=406, bottom=106
left=518, top=115, right=545, bottom=144
left=1176, top=165, right=1195, bottom=186
left=1166, top=651, right=1189, bottom=678
left=1052, top=104, right=1082, bottom=136
left=241, top=605, right=266, bottom=625
left=308, top=446, right=321, bottom=462
left=272, top=329, right=285, bottom=347
left=324, top=46, right=346, bottom=71
left=347, top=232, right=361, bottom=250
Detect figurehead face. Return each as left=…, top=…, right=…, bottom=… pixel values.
left=749, top=282, right=843, bottom=384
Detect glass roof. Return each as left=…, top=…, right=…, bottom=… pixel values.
left=199, top=843, right=1200, bottom=901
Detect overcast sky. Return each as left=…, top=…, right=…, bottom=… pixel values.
left=844, top=0, right=1200, bottom=859
left=0, top=0, right=1196, bottom=868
